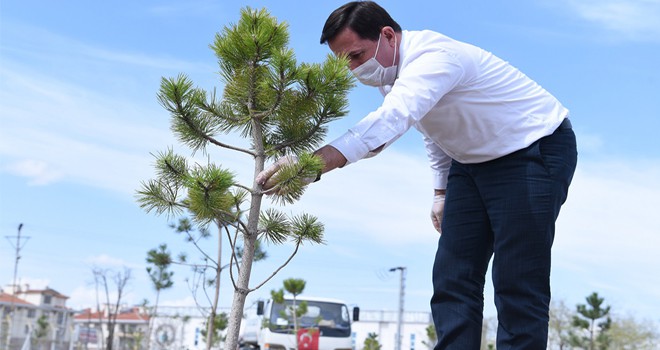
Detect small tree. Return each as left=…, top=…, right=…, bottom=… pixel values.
left=549, top=299, right=574, bottom=350
left=569, top=292, right=611, bottom=350
left=31, top=315, right=50, bottom=350
left=168, top=217, right=267, bottom=349
left=271, top=278, right=307, bottom=349
left=136, top=6, right=353, bottom=350
left=363, top=332, right=382, bottom=350
left=607, top=315, right=660, bottom=349
left=92, top=267, right=132, bottom=350
left=200, top=312, right=228, bottom=348
left=131, top=329, right=145, bottom=350
left=421, top=324, right=437, bottom=350
left=284, top=278, right=306, bottom=338
left=481, top=316, right=497, bottom=349
left=145, top=244, right=175, bottom=349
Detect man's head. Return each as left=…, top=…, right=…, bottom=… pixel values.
left=321, top=1, right=402, bottom=76
left=320, top=1, right=401, bottom=44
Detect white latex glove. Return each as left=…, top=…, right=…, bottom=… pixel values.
left=256, top=155, right=317, bottom=194
left=430, top=194, right=445, bottom=234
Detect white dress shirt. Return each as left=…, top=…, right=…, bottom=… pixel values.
left=329, top=30, right=569, bottom=189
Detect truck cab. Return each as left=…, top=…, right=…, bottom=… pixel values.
left=240, top=296, right=359, bottom=350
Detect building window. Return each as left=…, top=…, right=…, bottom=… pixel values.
left=43, top=295, right=52, bottom=304
left=27, top=309, right=36, bottom=318
left=57, top=312, right=65, bottom=325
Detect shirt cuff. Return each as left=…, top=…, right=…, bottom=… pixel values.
left=432, top=169, right=448, bottom=189
left=329, top=130, right=371, bottom=165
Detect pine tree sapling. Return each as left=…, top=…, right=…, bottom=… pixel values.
left=136, top=7, right=353, bottom=350
left=363, top=332, right=382, bottom=350
left=32, top=315, right=50, bottom=348
left=270, top=278, right=308, bottom=349
left=569, top=292, right=611, bottom=350
left=201, top=312, right=228, bottom=348
left=420, top=324, right=437, bottom=350
left=146, top=244, right=174, bottom=349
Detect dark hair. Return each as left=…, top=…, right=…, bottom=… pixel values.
left=320, top=1, right=401, bottom=44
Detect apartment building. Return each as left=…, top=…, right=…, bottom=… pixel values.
left=0, top=286, right=74, bottom=350
left=73, top=306, right=150, bottom=350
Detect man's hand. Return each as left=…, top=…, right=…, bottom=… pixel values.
left=430, top=193, right=445, bottom=233
left=256, top=155, right=317, bottom=195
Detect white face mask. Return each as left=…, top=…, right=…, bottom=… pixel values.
left=352, top=33, right=398, bottom=87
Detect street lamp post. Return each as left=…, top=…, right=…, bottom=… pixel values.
left=389, top=267, right=406, bottom=350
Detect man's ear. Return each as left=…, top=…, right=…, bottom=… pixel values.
left=381, top=26, right=397, bottom=47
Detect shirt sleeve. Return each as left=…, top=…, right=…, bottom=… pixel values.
left=329, top=48, right=465, bottom=165
left=422, top=135, right=451, bottom=189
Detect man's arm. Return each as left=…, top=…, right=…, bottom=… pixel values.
left=257, top=145, right=349, bottom=191
left=314, top=144, right=348, bottom=174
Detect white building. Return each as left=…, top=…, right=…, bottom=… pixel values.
left=352, top=310, right=434, bottom=350
left=72, top=306, right=150, bottom=350
left=0, top=286, right=75, bottom=350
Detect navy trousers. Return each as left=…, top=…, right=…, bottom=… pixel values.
left=431, top=120, right=577, bottom=349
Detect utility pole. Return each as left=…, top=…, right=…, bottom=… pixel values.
left=390, top=266, right=406, bottom=350
left=3, top=223, right=30, bottom=350
left=9, top=224, right=28, bottom=297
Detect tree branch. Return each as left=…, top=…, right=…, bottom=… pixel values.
left=182, top=227, right=219, bottom=267
left=248, top=241, right=300, bottom=292
left=175, top=102, right=255, bottom=157
left=271, top=113, right=325, bottom=153
left=228, top=228, right=240, bottom=291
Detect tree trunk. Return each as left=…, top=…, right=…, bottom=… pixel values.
left=590, top=319, right=595, bottom=350
left=225, top=219, right=261, bottom=350
left=147, top=291, right=160, bottom=350
left=292, top=298, right=299, bottom=350
left=222, top=90, right=266, bottom=350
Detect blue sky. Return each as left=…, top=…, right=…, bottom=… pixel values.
left=1, top=0, right=659, bottom=329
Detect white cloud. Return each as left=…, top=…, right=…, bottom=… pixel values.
left=159, top=295, right=199, bottom=308
left=68, top=284, right=143, bottom=310
left=552, top=159, right=660, bottom=317
left=555, top=159, right=660, bottom=266
left=300, top=150, right=434, bottom=245
left=0, top=42, right=247, bottom=197
left=574, top=132, right=604, bottom=154
left=2, top=19, right=215, bottom=73
left=556, top=0, right=660, bottom=41
left=86, top=254, right=141, bottom=269
left=4, top=159, right=64, bottom=186
left=67, top=286, right=101, bottom=309
left=2, top=278, right=51, bottom=293
left=147, top=0, right=222, bottom=18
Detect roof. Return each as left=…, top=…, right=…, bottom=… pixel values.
left=74, top=307, right=150, bottom=323
left=19, top=287, right=69, bottom=299
left=0, top=292, right=33, bottom=306
left=280, top=296, right=348, bottom=305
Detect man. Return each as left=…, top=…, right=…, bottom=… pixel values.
left=257, top=1, right=577, bottom=348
